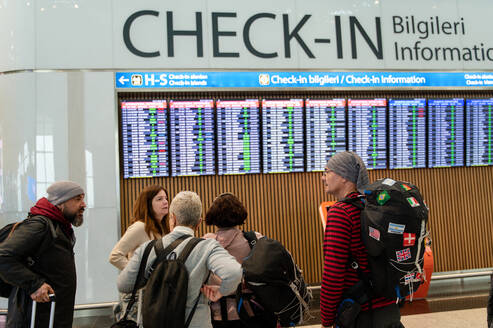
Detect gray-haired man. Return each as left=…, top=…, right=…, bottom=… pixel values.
left=118, top=191, right=242, bottom=328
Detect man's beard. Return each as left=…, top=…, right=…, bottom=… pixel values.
left=63, top=208, right=84, bottom=227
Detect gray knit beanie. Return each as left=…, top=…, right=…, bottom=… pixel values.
left=326, top=151, right=369, bottom=192
left=46, top=181, right=85, bottom=205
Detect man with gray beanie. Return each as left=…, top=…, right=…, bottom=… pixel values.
left=0, top=181, right=86, bottom=328
left=320, top=152, right=404, bottom=328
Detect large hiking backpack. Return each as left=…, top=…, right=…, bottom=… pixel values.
left=0, top=216, right=56, bottom=298
left=142, top=235, right=204, bottom=328
left=241, top=232, right=312, bottom=327
left=344, top=178, right=429, bottom=301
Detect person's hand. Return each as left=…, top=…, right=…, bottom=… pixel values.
left=30, top=283, right=54, bottom=303
left=200, top=284, right=223, bottom=302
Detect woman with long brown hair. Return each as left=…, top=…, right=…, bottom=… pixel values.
left=109, top=184, right=170, bottom=323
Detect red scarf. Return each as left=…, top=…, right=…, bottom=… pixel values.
left=30, top=197, right=74, bottom=237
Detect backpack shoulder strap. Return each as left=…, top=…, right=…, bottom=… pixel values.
left=152, top=234, right=189, bottom=269
left=184, top=264, right=211, bottom=328
left=340, top=197, right=375, bottom=301
left=242, top=230, right=258, bottom=249
left=122, top=239, right=156, bottom=320
left=340, top=195, right=365, bottom=210
left=139, top=240, right=156, bottom=280
left=27, top=216, right=58, bottom=257
left=177, top=237, right=204, bottom=263
left=28, top=215, right=57, bottom=239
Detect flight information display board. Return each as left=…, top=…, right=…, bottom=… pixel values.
left=347, top=99, right=387, bottom=169
left=306, top=99, right=347, bottom=172
left=466, top=98, right=493, bottom=166
left=121, top=100, right=168, bottom=178
left=428, top=99, right=465, bottom=167
left=262, top=99, right=304, bottom=173
left=389, top=99, right=427, bottom=169
left=169, top=99, right=215, bottom=176
left=216, top=99, right=261, bottom=175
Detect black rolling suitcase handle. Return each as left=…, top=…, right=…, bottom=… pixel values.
left=31, top=294, right=56, bottom=328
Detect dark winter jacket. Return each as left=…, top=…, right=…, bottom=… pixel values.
left=0, top=199, right=77, bottom=328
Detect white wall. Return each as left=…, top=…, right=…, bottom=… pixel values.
left=0, top=1, right=35, bottom=72
left=2, top=0, right=493, bottom=72
left=0, top=72, right=119, bottom=306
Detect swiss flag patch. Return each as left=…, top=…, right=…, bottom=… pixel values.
left=403, top=233, right=416, bottom=246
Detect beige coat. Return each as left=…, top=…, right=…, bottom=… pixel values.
left=109, top=221, right=160, bottom=270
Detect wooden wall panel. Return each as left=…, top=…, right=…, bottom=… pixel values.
left=120, top=166, right=493, bottom=284
left=118, top=90, right=493, bottom=284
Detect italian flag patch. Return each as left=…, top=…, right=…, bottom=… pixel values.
left=406, top=197, right=420, bottom=207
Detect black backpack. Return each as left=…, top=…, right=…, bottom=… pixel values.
left=343, top=178, right=429, bottom=301
left=142, top=235, right=204, bottom=328
left=0, top=216, right=56, bottom=298
left=240, top=232, right=312, bottom=327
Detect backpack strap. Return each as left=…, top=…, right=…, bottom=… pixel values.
left=219, top=297, right=228, bottom=321
left=7, top=215, right=57, bottom=241
left=39, top=217, right=57, bottom=240
left=22, top=215, right=57, bottom=240
left=177, top=237, right=204, bottom=263
left=243, top=230, right=258, bottom=249
left=152, top=234, right=189, bottom=269
left=339, top=195, right=365, bottom=210
left=122, top=239, right=156, bottom=320
left=338, top=196, right=375, bottom=327
left=151, top=235, right=203, bottom=272
left=185, top=269, right=211, bottom=328
left=340, top=196, right=369, bottom=285
left=28, top=216, right=58, bottom=258
left=180, top=238, right=206, bottom=328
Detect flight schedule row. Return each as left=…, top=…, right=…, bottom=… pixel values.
left=466, top=99, right=493, bottom=166
left=120, top=98, right=493, bottom=178
left=428, top=99, right=465, bottom=167
left=121, top=101, right=169, bottom=178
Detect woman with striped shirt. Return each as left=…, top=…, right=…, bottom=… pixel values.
left=320, top=151, right=404, bottom=328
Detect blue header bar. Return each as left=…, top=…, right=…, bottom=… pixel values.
left=115, top=71, right=493, bottom=89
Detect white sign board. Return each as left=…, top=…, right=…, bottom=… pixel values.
left=1, top=0, right=493, bottom=71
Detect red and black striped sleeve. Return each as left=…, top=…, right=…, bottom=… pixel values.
left=320, top=204, right=352, bottom=327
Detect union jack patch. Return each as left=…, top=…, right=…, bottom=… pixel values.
left=396, top=248, right=411, bottom=262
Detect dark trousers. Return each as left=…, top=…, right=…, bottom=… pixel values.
left=355, top=304, right=404, bottom=328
